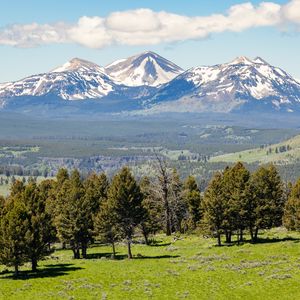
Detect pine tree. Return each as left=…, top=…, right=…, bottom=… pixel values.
left=23, top=182, right=55, bottom=271
left=45, top=169, right=69, bottom=221
left=56, top=170, right=92, bottom=259
left=0, top=197, right=28, bottom=276
left=283, top=178, right=300, bottom=230
left=84, top=172, right=109, bottom=217
left=202, top=172, right=226, bottom=246
left=153, top=156, right=172, bottom=235
left=183, top=175, right=202, bottom=230
left=169, top=169, right=186, bottom=233
left=108, top=167, right=144, bottom=259
left=222, top=162, right=251, bottom=243
left=250, top=164, right=284, bottom=241
left=94, top=199, right=119, bottom=258
left=56, top=168, right=69, bottom=185
left=0, top=195, right=5, bottom=228
left=139, top=176, right=162, bottom=245
left=10, top=180, right=25, bottom=197
left=0, top=195, right=4, bottom=213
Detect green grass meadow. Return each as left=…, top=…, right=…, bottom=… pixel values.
left=1, top=229, right=300, bottom=299
left=210, top=134, right=300, bottom=164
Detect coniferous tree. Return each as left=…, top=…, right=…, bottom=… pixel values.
left=56, top=170, right=92, bottom=259
left=0, top=195, right=5, bottom=234
left=94, top=199, right=119, bottom=258
left=0, top=196, right=28, bottom=276
left=250, top=164, right=284, bottom=241
left=46, top=168, right=69, bottom=220
left=222, top=162, right=251, bottom=243
left=139, top=177, right=162, bottom=245
left=154, top=156, right=172, bottom=236
left=283, top=178, right=300, bottom=230
left=84, top=173, right=109, bottom=217
left=183, top=176, right=202, bottom=230
left=169, top=169, right=186, bottom=233
left=23, top=181, right=55, bottom=271
left=202, top=172, right=226, bottom=246
left=0, top=195, right=4, bottom=213
left=10, top=180, right=25, bottom=197
left=108, top=167, right=144, bottom=259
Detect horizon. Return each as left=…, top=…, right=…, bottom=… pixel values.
left=0, top=0, right=300, bottom=82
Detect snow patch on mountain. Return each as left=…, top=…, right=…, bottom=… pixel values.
left=0, top=58, right=116, bottom=101
left=1, top=53, right=300, bottom=115
left=147, top=56, right=300, bottom=113
left=105, top=51, right=183, bottom=87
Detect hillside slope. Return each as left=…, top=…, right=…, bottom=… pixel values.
left=210, top=134, right=300, bottom=164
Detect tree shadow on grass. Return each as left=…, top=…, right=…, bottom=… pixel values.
left=0, top=263, right=83, bottom=280
left=86, top=252, right=180, bottom=260
left=148, top=240, right=172, bottom=247
left=86, top=252, right=128, bottom=260
left=213, top=236, right=300, bottom=247
left=135, top=255, right=180, bottom=260
left=251, top=236, right=300, bottom=244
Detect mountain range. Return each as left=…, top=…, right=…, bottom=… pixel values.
left=1, top=51, right=300, bottom=115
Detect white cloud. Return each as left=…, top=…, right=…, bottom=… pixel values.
left=0, top=22, right=68, bottom=47
left=68, top=16, right=112, bottom=49
left=281, top=0, right=300, bottom=24
left=106, top=9, right=162, bottom=32
left=0, top=1, right=299, bottom=49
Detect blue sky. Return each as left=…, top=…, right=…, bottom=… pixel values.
left=0, top=0, right=299, bottom=82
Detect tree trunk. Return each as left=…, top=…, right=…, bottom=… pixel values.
left=81, top=243, right=87, bottom=259
left=240, top=229, right=243, bottom=242
left=127, top=239, right=133, bottom=259
left=72, top=249, right=76, bottom=259
left=73, top=247, right=80, bottom=259
left=166, top=218, right=171, bottom=236
left=250, top=227, right=254, bottom=242
left=31, top=258, right=38, bottom=272
left=14, top=264, right=19, bottom=277
left=143, top=231, right=149, bottom=245
left=225, top=231, right=232, bottom=243
left=165, top=191, right=172, bottom=236
left=254, top=227, right=259, bottom=241
left=217, top=233, right=221, bottom=246
left=111, top=242, right=116, bottom=259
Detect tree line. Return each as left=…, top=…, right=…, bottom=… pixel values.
left=1, top=160, right=300, bottom=276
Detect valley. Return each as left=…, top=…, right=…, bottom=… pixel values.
left=0, top=112, right=299, bottom=197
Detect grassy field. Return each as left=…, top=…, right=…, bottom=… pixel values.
left=210, top=134, right=300, bottom=164
left=1, top=229, right=300, bottom=299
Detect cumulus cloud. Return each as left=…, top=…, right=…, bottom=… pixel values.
left=281, top=0, right=300, bottom=24
left=0, top=1, right=299, bottom=49
left=68, top=16, right=112, bottom=49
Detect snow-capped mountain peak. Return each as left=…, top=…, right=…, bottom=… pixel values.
left=0, top=57, right=116, bottom=101
left=51, top=58, right=105, bottom=74
left=228, top=56, right=270, bottom=66
left=253, top=57, right=269, bottom=65
left=105, top=51, right=184, bottom=87
left=229, top=56, right=254, bottom=65
left=146, top=55, right=300, bottom=113
left=1, top=53, right=300, bottom=115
